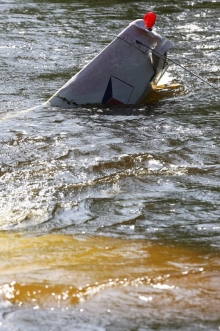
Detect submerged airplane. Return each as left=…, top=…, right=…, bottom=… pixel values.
left=48, top=12, right=174, bottom=108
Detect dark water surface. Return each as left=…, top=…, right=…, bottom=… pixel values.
left=0, top=0, right=220, bottom=330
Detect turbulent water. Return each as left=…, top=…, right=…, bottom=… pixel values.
left=0, top=0, right=220, bottom=330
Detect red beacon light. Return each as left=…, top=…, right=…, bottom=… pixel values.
left=144, top=11, right=157, bottom=31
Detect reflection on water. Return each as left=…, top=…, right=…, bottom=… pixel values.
left=0, top=0, right=220, bottom=330
left=0, top=233, right=219, bottom=330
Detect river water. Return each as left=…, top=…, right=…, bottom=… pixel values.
left=0, top=0, right=220, bottom=330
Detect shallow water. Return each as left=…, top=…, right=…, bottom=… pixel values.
left=0, top=0, right=220, bottom=330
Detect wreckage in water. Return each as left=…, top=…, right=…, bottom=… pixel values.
left=48, top=12, right=173, bottom=107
